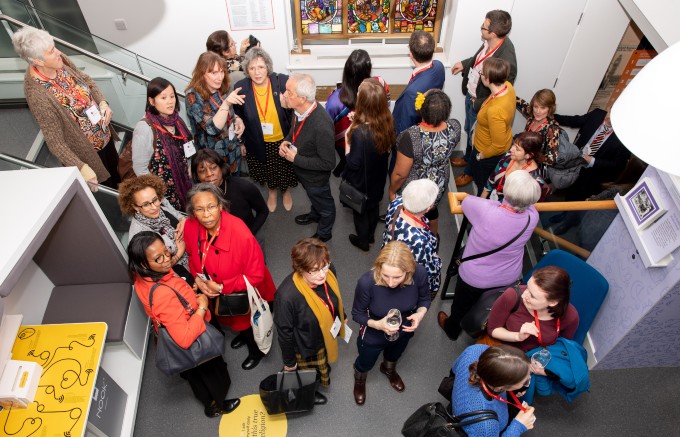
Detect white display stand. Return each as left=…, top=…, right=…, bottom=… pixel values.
left=0, top=167, right=149, bottom=437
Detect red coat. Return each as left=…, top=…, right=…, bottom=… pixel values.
left=184, top=210, right=276, bottom=331
left=134, top=272, right=209, bottom=349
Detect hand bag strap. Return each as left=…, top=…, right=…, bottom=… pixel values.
left=243, top=275, right=263, bottom=301
left=458, top=215, right=531, bottom=265
left=389, top=205, right=405, bottom=240
left=452, top=410, right=499, bottom=428
left=510, top=284, right=522, bottom=313
left=149, top=282, right=196, bottom=329
left=415, top=403, right=444, bottom=437
left=278, top=369, right=304, bottom=391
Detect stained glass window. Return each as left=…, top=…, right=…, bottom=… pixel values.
left=294, top=0, right=444, bottom=45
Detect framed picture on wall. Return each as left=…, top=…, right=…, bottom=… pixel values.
left=623, top=177, right=666, bottom=230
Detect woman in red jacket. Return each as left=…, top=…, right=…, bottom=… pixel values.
left=128, top=231, right=239, bottom=417
left=184, top=183, right=276, bottom=370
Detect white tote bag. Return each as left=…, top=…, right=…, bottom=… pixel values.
left=244, top=275, right=274, bottom=354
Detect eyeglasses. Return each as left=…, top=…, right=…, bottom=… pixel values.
left=479, top=71, right=486, bottom=78
left=135, top=197, right=161, bottom=210
left=480, top=26, right=490, bottom=32
left=307, top=264, right=330, bottom=276
left=522, top=376, right=532, bottom=388
left=194, top=204, right=219, bottom=215
left=153, top=249, right=172, bottom=265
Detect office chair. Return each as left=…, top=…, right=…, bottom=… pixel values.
left=523, top=249, right=609, bottom=345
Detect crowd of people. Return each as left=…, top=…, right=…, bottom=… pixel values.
left=11, top=10, right=625, bottom=433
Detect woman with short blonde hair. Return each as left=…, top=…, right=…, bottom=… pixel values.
left=350, top=241, right=430, bottom=405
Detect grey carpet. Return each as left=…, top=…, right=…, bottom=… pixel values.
left=0, top=107, right=40, bottom=159
left=132, top=169, right=680, bottom=437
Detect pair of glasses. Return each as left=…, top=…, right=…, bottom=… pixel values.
left=480, top=26, right=490, bottom=32
left=479, top=71, right=486, bottom=78
left=153, top=250, right=172, bottom=264
left=308, top=264, right=330, bottom=276
left=194, top=204, right=219, bottom=215
left=136, top=197, right=161, bottom=210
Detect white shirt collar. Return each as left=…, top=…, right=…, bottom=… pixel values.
left=295, top=101, right=317, bottom=121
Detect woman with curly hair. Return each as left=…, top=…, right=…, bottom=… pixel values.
left=118, top=174, right=189, bottom=281
left=389, top=89, right=461, bottom=235
left=342, top=78, right=395, bottom=251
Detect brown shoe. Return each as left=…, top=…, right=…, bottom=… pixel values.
left=437, top=311, right=449, bottom=331
left=450, top=157, right=468, bottom=167
left=455, top=174, right=473, bottom=187
left=353, top=367, right=367, bottom=405
left=380, top=361, right=405, bottom=392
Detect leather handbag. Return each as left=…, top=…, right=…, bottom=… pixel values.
left=339, top=136, right=368, bottom=214
left=461, top=284, right=522, bottom=339
left=149, top=283, right=225, bottom=376
left=214, top=291, right=250, bottom=316
left=259, top=370, right=319, bottom=415
left=401, top=402, right=498, bottom=437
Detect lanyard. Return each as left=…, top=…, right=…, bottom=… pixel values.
left=291, top=102, right=316, bottom=143
left=401, top=209, right=430, bottom=230
left=210, top=94, right=231, bottom=123
left=318, top=282, right=335, bottom=318
left=499, top=204, right=519, bottom=214
left=33, top=66, right=90, bottom=109
left=534, top=310, right=560, bottom=347
left=529, top=118, right=548, bottom=132
left=151, top=122, right=188, bottom=141
left=481, top=381, right=526, bottom=412
left=497, top=159, right=533, bottom=193
left=473, top=38, right=506, bottom=69
left=200, top=227, right=220, bottom=274
left=479, top=85, right=507, bottom=111
left=409, top=62, right=433, bottom=83
left=253, top=79, right=271, bottom=119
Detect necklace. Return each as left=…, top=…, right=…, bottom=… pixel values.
left=254, top=84, right=269, bottom=97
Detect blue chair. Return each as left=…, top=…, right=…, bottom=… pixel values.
left=523, top=249, right=608, bottom=345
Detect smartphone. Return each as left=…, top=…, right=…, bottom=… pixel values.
left=247, top=35, right=260, bottom=53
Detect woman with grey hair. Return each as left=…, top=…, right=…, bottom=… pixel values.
left=12, top=26, right=120, bottom=188
left=438, top=170, right=540, bottom=341
left=382, top=179, right=442, bottom=299
left=183, top=183, right=276, bottom=370
left=233, top=47, right=296, bottom=213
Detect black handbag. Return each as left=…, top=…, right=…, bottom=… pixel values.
left=402, top=402, right=498, bottom=437
left=339, top=136, right=368, bottom=214
left=149, top=283, right=225, bottom=376
left=259, top=370, right=319, bottom=415
left=214, top=291, right=250, bottom=316
left=460, top=284, right=522, bottom=339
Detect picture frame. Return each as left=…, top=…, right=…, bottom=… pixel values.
left=623, top=177, right=666, bottom=230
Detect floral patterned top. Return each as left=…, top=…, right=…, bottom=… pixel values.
left=33, top=67, right=111, bottom=150
left=484, top=151, right=549, bottom=203
left=397, top=119, right=462, bottom=206
left=516, top=97, right=561, bottom=166
left=185, top=89, right=242, bottom=175
left=382, top=196, right=442, bottom=296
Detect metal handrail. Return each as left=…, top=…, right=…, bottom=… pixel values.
left=0, top=14, right=186, bottom=98
left=0, top=152, right=120, bottom=196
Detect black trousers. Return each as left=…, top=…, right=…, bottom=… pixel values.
left=470, top=151, right=502, bottom=195
left=443, top=277, right=495, bottom=340
left=97, top=137, right=121, bottom=189
left=180, top=356, right=231, bottom=408
left=352, top=205, right=380, bottom=245
left=234, top=326, right=265, bottom=358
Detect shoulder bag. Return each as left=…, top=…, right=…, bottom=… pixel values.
left=149, top=283, right=225, bottom=376
left=259, top=370, right=319, bottom=415
left=402, top=402, right=498, bottom=437
left=245, top=275, right=274, bottom=354
left=461, top=283, right=523, bottom=339
left=339, top=131, right=368, bottom=214
left=452, top=214, right=531, bottom=278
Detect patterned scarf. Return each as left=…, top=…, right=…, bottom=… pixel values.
left=145, top=110, right=193, bottom=207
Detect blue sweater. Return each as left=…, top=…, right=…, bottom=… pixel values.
left=452, top=345, right=527, bottom=437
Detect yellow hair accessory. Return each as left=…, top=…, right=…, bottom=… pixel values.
left=415, top=92, right=425, bottom=111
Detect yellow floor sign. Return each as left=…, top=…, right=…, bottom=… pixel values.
left=220, top=394, right=288, bottom=437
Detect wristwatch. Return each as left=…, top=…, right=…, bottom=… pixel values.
left=198, top=307, right=208, bottom=312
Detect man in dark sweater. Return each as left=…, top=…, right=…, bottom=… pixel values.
left=279, top=73, right=336, bottom=241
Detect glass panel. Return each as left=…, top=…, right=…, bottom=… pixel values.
left=393, top=0, right=438, bottom=34
left=92, top=188, right=130, bottom=248
left=301, top=0, right=343, bottom=35
left=348, top=0, right=390, bottom=34
left=537, top=209, right=618, bottom=260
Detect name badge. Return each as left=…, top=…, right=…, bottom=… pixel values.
left=228, top=123, right=235, bottom=140
left=261, top=122, right=274, bottom=135
left=343, top=321, right=352, bottom=343
left=85, top=105, right=102, bottom=125
left=183, top=140, right=196, bottom=158
left=330, top=316, right=341, bottom=338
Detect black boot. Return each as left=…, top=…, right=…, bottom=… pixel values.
left=353, top=367, right=367, bottom=405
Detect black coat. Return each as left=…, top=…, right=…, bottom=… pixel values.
left=342, top=125, right=389, bottom=209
